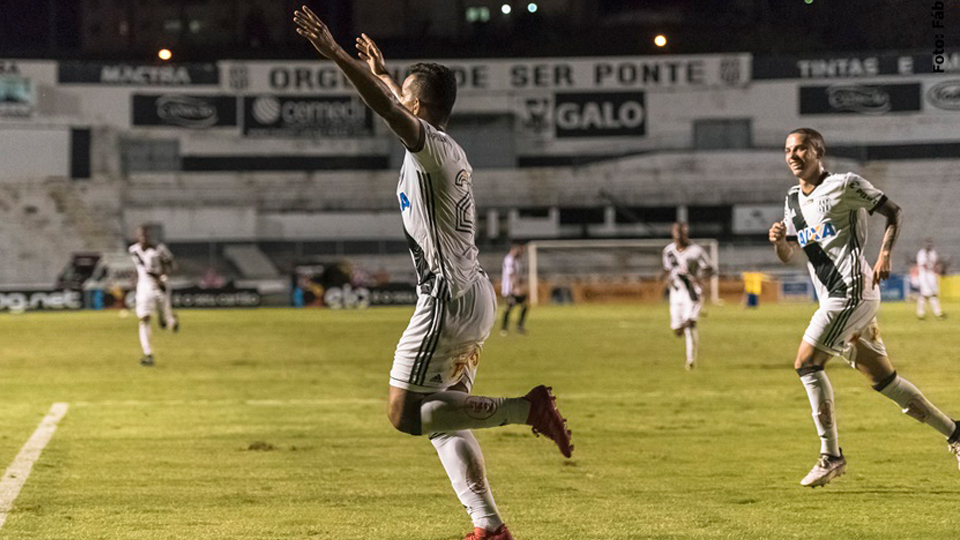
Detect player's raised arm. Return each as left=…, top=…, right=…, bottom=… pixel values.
left=871, top=197, right=903, bottom=287
left=356, top=33, right=403, bottom=100
left=293, top=6, right=421, bottom=150
left=769, top=221, right=797, bottom=263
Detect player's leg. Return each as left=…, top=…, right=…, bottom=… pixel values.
left=500, top=295, right=514, bottom=334
left=135, top=290, right=155, bottom=365
left=930, top=295, right=944, bottom=319
left=515, top=295, right=528, bottom=334
left=852, top=327, right=960, bottom=449
left=161, top=288, right=179, bottom=332
left=917, top=294, right=927, bottom=319
left=682, top=298, right=702, bottom=369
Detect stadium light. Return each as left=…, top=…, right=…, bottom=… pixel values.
left=654, top=35, right=667, bottom=47
left=804, top=0, right=814, bottom=3
left=158, top=48, right=173, bottom=61
left=527, top=2, right=538, bottom=13
left=501, top=4, right=512, bottom=15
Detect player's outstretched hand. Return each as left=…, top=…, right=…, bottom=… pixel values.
left=294, top=5, right=341, bottom=59
left=768, top=221, right=786, bottom=244
left=872, top=252, right=891, bottom=287
left=356, top=34, right=388, bottom=77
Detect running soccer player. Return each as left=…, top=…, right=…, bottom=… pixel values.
left=658, top=222, right=714, bottom=370
left=294, top=8, right=572, bottom=540
left=500, top=243, right=529, bottom=336
left=129, top=225, right=178, bottom=366
left=917, top=238, right=946, bottom=320
left=769, top=128, right=960, bottom=487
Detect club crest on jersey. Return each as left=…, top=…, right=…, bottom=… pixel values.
left=399, top=192, right=411, bottom=211
left=797, top=221, right=837, bottom=247
left=817, top=198, right=832, bottom=213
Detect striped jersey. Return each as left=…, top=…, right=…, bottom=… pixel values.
left=917, top=248, right=938, bottom=278
left=129, top=242, right=174, bottom=293
left=501, top=252, right=521, bottom=297
left=783, top=172, right=886, bottom=302
left=662, top=242, right=712, bottom=302
left=397, top=119, right=483, bottom=300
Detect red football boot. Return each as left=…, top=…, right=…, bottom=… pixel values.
left=524, top=385, right=574, bottom=458
left=464, top=524, right=514, bottom=540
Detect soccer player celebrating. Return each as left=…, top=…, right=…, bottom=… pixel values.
left=294, top=7, right=572, bottom=539
left=658, top=222, right=713, bottom=370
left=769, top=128, right=960, bottom=487
left=500, top=242, right=529, bottom=336
left=917, top=238, right=946, bottom=320
left=129, top=225, right=178, bottom=366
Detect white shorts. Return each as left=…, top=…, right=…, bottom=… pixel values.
left=669, top=290, right=702, bottom=330
left=919, top=273, right=939, bottom=297
left=390, top=278, right=497, bottom=393
left=803, top=296, right=888, bottom=365
left=135, top=287, right=168, bottom=319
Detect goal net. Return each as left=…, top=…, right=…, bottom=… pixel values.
left=526, top=239, right=719, bottom=305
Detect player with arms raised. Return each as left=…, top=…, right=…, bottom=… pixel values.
left=658, top=222, right=713, bottom=370
left=770, top=128, right=960, bottom=487
left=294, top=6, right=572, bottom=539
left=129, top=225, right=178, bottom=367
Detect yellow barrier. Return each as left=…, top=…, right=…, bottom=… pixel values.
left=940, top=275, right=960, bottom=301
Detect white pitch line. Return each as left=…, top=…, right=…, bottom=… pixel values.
left=0, top=403, right=69, bottom=532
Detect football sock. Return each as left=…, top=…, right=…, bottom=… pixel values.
left=917, top=296, right=926, bottom=317
left=874, top=371, right=956, bottom=438
left=501, top=305, right=513, bottom=331
left=930, top=296, right=943, bottom=317
left=430, top=430, right=504, bottom=532
left=138, top=320, right=152, bottom=356
left=517, top=305, right=528, bottom=330
left=684, top=327, right=699, bottom=364
left=798, top=367, right=840, bottom=456
left=421, top=391, right=531, bottom=433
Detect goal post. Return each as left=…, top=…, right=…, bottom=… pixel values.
left=526, top=238, right=720, bottom=306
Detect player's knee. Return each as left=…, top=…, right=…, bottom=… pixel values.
left=387, top=395, right=422, bottom=436
left=139, top=315, right=150, bottom=323
left=673, top=328, right=684, bottom=337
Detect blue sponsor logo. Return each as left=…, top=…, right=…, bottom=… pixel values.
left=399, top=192, right=411, bottom=211
left=797, top=221, right=837, bottom=247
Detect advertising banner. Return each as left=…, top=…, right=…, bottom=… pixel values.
left=799, top=83, right=922, bottom=115
left=59, top=62, right=219, bottom=86
left=753, top=52, right=960, bottom=80
left=243, top=95, right=373, bottom=138
left=132, top=94, right=238, bottom=128
left=553, top=92, right=645, bottom=138
left=0, top=289, right=83, bottom=312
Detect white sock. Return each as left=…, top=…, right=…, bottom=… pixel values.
left=163, top=295, right=177, bottom=328
left=138, top=321, right=152, bottom=356
left=421, top=392, right=531, bottom=434
left=930, top=296, right=943, bottom=317
left=431, top=431, right=503, bottom=532
left=917, top=296, right=926, bottom=317
left=875, top=373, right=957, bottom=438
left=684, top=327, right=699, bottom=364
left=799, top=369, right=840, bottom=456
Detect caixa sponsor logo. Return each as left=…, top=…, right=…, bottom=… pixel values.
left=156, top=95, right=219, bottom=127
left=797, top=222, right=837, bottom=247
left=826, top=85, right=890, bottom=114
left=926, top=80, right=960, bottom=111
left=0, top=290, right=83, bottom=312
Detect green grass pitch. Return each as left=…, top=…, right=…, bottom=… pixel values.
left=0, top=301, right=958, bottom=539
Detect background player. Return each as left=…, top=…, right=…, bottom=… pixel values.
left=294, top=7, right=572, bottom=540
left=658, top=222, right=714, bottom=370
left=916, top=238, right=946, bottom=320
left=129, top=224, right=178, bottom=367
left=769, top=128, right=960, bottom=487
left=500, top=242, right=529, bottom=336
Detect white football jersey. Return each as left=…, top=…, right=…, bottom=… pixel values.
left=501, top=252, right=521, bottom=297
left=662, top=242, right=712, bottom=302
left=129, top=242, right=174, bottom=292
left=397, top=119, right=483, bottom=300
left=917, top=248, right=938, bottom=276
left=783, top=172, right=886, bottom=302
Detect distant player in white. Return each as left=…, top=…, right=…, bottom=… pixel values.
left=917, top=239, right=945, bottom=319
left=658, top=223, right=713, bottom=370
left=294, top=8, right=572, bottom=540
left=500, top=243, right=529, bottom=335
left=129, top=225, right=178, bottom=366
left=770, top=128, right=960, bottom=488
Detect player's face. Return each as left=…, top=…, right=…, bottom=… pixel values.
left=784, top=133, right=820, bottom=180
left=672, top=223, right=689, bottom=244
left=399, top=75, right=421, bottom=117
left=137, top=227, right=149, bottom=245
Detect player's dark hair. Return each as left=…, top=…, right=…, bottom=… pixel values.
left=408, top=63, right=457, bottom=127
left=788, top=127, right=826, bottom=157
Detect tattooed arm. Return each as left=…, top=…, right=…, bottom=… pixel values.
left=871, top=198, right=903, bottom=287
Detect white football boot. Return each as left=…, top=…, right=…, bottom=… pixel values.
left=800, top=452, right=846, bottom=488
